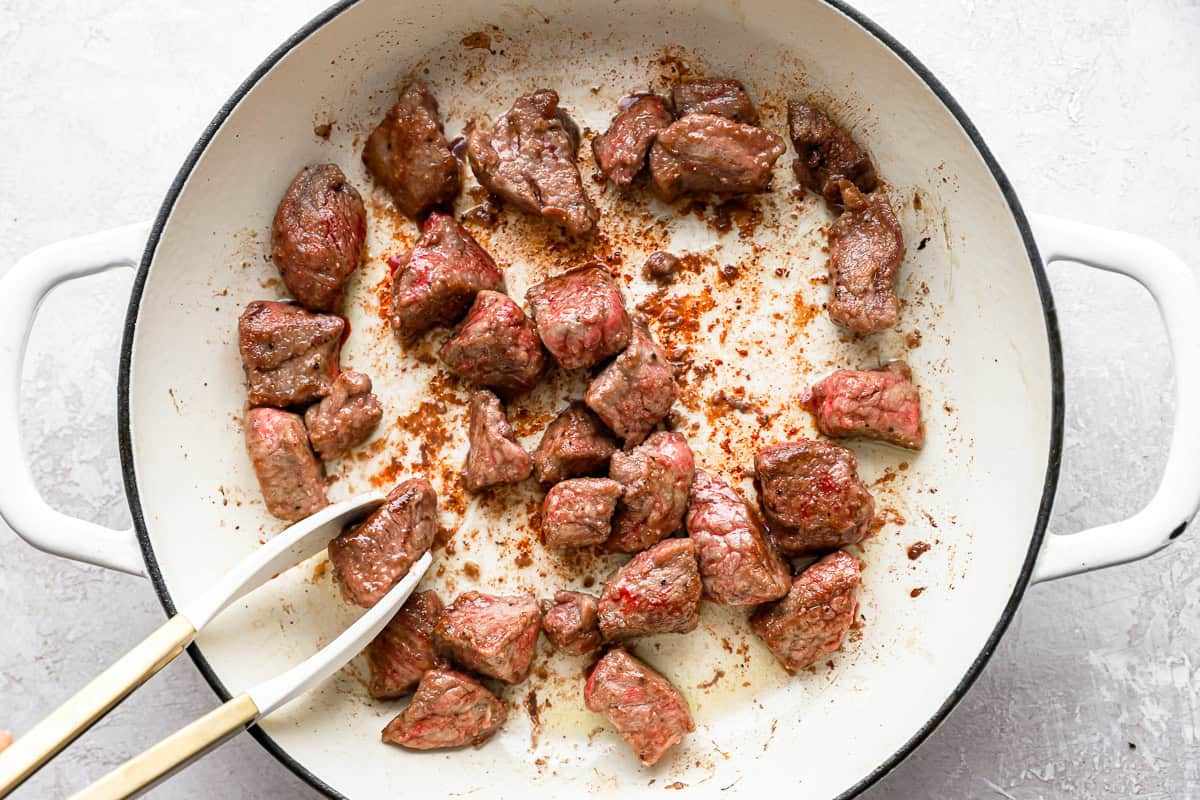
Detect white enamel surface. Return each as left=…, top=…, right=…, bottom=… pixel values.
left=124, top=1, right=1054, bottom=798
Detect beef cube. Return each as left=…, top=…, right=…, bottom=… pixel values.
left=684, top=469, right=790, bottom=605
left=439, top=290, right=547, bottom=395
left=328, top=478, right=438, bottom=607
left=238, top=301, right=343, bottom=407
left=539, top=590, right=601, bottom=656
left=753, top=440, right=875, bottom=556
left=649, top=114, right=785, bottom=201
left=591, top=94, right=673, bottom=187
left=827, top=181, right=903, bottom=334
left=362, top=81, right=460, bottom=219
left=671, top=78, right=759, bottom=124
left=244, top=407, right=327, bottom=522
left=541, top=478, right=622, bottom=548
left=389, top=212, right=505, bottom=341
left=303, top=370, right=383, bottom=460
left=381, top=669, right=506, bottom=750
left=750, top=551, right=861, bottom=673
left=811, top=361, right=924, bottom=449
left=607, top=432, right=695, bottom=553
left=462, top=390, right=532, bottom=492
left=787, top=100, right=877, bottom=206
left=585, top=319, right=677, bottom=445
left=598, top=538, right=701, bottom=640
left=584, top=649, right=694, bottom=766
left=433, top=592, right=542, bottom=683
left=467, top=89, right=598, bottom=235
left=526, top=265, right=632, bottom=370
left=532, top=403, right=619, bottom=484
left=367, top=589, right=446, bottom=699
left=270, top=164, right=366, bottom=312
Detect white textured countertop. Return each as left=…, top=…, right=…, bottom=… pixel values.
left=1, top=1, right=1197, bottom=797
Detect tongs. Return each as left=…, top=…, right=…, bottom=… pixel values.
left=0, top=492, right=431, bottom=799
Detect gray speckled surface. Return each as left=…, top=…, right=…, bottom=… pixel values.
left=1, top=1, right=1197, bottom=797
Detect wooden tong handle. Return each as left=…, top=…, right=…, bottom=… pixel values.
left=0, top=615, right=195, bottom=797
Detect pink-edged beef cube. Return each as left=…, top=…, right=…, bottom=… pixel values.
left=591, top=93, right=673, bottom=187
left=462, top=390, right=532, bottom=492
left=439, top=290, right=547, bottom=395
left=244, top=407, right=327, bottom=522
left=541, top=478, right=623, bottom=548
left=526, top=265, right=632, bottom=370
left=598, top=538, right=701, bottom=641
left=827, top=181, right=903, bottom=334
left=367, top=589, right=446, bottom=699
left=238, top=301, right=343, bottom=407
left=539, top=590, right=601, bottom=656
left=303, top=370, right=383, bottom=460
left=584, top=648, right=694, bottom=765
left=585, top=319, right=677, bottom=445
left=810, top=361, right=924, bottom=449
left=433, top=591, right=542, bottom=684
left=381, top=668, right=507, bottom=750
left=607, top=432, right=695, bottom=553
left=531, top=402, right=618, bottom=485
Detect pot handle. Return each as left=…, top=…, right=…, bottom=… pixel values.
left=1030, top=214, right=1200, bottom=582
left=0, top=222, right=152, bottom=576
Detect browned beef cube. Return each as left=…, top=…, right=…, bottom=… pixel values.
left=811, top=361, right=924, bottom=449
left=362, top=81, right=460, bottom=219
left=328, top=478, right=438, bottom=607
left=381, top=668, right=506, bottom=750
left=466, top=89, right=598, bottom=235
left=303, top=370, right=383, bottom=460
left=607, top=432, right=695, bottom=553
left=827, top=182, right=903, bottom=334
left=685, top=469, right=790, bottom=605
left=750, top=550, right=861, bottom=673
left=598, top=538, right=701, bottom=640
left=531, top=403, right=619, bottom=484
left=270, top=164, right=366, bottom=312
left=367, top=589, right=446, bottom=699
left=585, top=319, right=677, bottom=445
left=389, top=212, right=505, bottom=341
left=541, top=478, right=622, bottom=548
left=433, top=592, right=542, bottom=683
left=244, top=407, right=327, bottom=522
left=753, top=440, right=875, bottom=556
left=649, top=114, right=785, bottom=201
left=539, top=590, right=601, bottom=656
left=526, top=265, right=632, bottom=370
left=238, top=301, right=343, bottom=407
left=671, top=78, right=759, bottom=124
left=787, top=100, right=877, bottom=206
left=584, top=649, right=694, bottom=765
left=439, top=290, right=547, bottom=395
left=591, top=94, right=673, bottom=187
left=462, top=390, right=532, bottom=492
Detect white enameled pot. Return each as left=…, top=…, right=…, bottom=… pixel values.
left=2, top=1, right=1199, bottom=798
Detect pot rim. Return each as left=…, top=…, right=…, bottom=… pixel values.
left=116, top=1, right=1064, bottom=797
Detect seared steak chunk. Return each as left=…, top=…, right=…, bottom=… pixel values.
left=303, top=370, right=383, bottom=460
left=827, top=181, right=903, bottom=334
left=271, top=164, right=366, bottom=312
left=787, top=100, right=877, bottom=206
left=541, top=478, right=622, bottom=548
left=362, top=81, right=460, bottom=219
left=754, top=440, right=874, bottom=556
left=685, top=469, right=790, bottom=605
left=367, top=589, right=446, bottom=699
left=382, top=669, right=506, bottom=750
left=584, top=649, right=694, bottom=765
left=244, top=407, right=327, bottom=522
left=598, top=538, right=701, bottom=640
left=526, top=265, right=632, bottom=370
left=607, top=432, right=695, bottom=553
left=389, top=212, right=505, bottom=341
left=440, top=290, right=547, bottom=395
left=591, top=94, right=673, bottom=187
left=462, top=390, right=532, bottom=491
left=433, top=592, right=542, bottom=683
left=750, top=551, right=861, bottom=673
left=671, top=78, right=758, bottom=124
left=811, top=362, right=924, bottom=449
left=328, top=478, right=438, bottom=607
left=586, top=319, right=677, bottom=445
left=467, top=89, right=598, bottom=235
left=539, top=591, right=601, bottom=656
left=649, top=114, right=785, bottom=201
left=532, top=403, right=619, bottom=484
left=238, top=301, right=343, bottom=407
